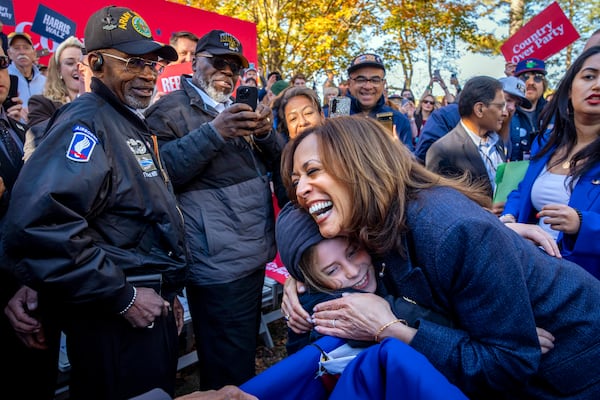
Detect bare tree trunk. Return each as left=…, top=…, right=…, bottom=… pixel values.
left=509, top=0, right=526, bottom=36
left=565, top=0, right=574, bottom=67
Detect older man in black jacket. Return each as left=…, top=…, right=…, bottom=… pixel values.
left=2, top=6, right=188, bottom=399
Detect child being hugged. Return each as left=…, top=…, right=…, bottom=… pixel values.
left=276, top=203, right=452, bottom=354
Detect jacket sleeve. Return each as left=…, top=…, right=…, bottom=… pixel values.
left=561, top=209, right=600, bottom=261
left=424, top=141, right=444, bottom=175
left=393, top=112, right=414, bottom=152
left=414, top=106, right=458, bottom=162
left=385, top=295, right=453, bottom=328
left=2, top=119, right=133, bottom=312
left=27, top=95, right=58, bottom=127
left=146, top=101, right=227, bottom=188
left=408, top=215, right=540, bottom=396
left=252, top=130, right=284, bottom=170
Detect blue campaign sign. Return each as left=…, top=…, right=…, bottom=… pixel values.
left=0, top=0, right=15, bottom=26
left=31, top=4, right=76, bottom=44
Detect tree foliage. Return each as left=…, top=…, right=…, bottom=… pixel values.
left=376, top=0, right=485, bottom=89
left=178, top=0, right=374, bottom=83
left=173, top=0, right=597, bottom=89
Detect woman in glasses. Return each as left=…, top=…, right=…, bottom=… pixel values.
left=500, top=46, right=600, bottom=277
left=413, top=93, right=439, bottom=143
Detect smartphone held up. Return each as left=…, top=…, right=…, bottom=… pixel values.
left=235, top=85, right=258, bottom=111
left=329, top=96, right=351, bottom=118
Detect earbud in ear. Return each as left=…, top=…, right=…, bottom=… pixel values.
left=92, top=53, right=104, bottom=72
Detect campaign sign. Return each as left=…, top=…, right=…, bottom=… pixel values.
left=155, top=61, right=193, bottom=93
left=501, top=1, right=579, bottom=63
left=0, top=0, right=15, bottom=26
left=31, top=4, right=75, bottom=44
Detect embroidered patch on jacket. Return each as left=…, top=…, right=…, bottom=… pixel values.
left=66, top=126, right=98, bottom=162
left=126, top=138, right=158, bottom=177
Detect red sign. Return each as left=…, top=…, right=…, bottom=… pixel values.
left=265, top=261, right=289, bottom=285
left=10, top=0, right=257, bottom=67
left=155, top=61, right=192, bottom=93
left=501, top=2, right=579, bottom=63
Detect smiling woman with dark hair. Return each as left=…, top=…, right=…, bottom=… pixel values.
left=501, top=46, right=600, bottom=276
left=279, top=115, right=600, bottom=399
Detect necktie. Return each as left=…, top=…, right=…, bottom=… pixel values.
left=0, top=120, right=22, bottom=166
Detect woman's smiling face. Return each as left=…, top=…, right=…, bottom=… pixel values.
left=291, top=133, right=352, bottom=238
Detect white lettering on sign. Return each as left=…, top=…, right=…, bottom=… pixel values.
left=42, top=13, right=71, bottom=39
left=510, top=22, right=565, bottom=64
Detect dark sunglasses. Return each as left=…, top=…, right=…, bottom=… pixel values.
left=196, top=53, right=241, bottom=75
left=422, top=100, right=435, bottom=105
left=0, top=55, right=9, bottom=69
left=519, top=72, right=544, bottom=83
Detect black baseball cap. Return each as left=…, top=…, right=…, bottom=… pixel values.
left=195, top=30, right=249, bottom=68
left=84, top=6, right=177, bottom=61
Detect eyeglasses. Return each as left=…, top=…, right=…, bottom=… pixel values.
left=0, top=55, right=8, bottom=69
left=349, top=76, right=384, bottom=85
left=488, top=102, right=507, bottom=111
left=100, top=53, right=166, bottom=75
left=518, top=72, right=544, bottom=83
left=422, top=100, right=435, bottom=105
left=196, top=53, right=241, bottom=75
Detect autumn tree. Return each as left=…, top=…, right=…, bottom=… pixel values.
left=376, top=0, right=489, bottom=90
left=173, top=0, right=597, bottom=89
left=177, top=0, right=375, bottom=85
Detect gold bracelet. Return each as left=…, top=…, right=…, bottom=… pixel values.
left=374, top=318, right=407, bottom=342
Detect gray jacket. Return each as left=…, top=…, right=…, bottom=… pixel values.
left=145, top=77, right=281, bottom=285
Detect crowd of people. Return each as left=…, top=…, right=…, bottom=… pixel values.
left=0, top=3, right=598, bottom=399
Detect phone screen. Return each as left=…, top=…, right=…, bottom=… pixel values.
left=329, top=97, right=351, bottom=118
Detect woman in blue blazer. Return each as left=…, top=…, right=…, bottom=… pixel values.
left=279, top=116, right=600, bottom=399
left=502, top=46, right=600, bottom=277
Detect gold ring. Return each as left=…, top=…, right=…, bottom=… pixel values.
left=332, top=319, right=336, bottom=328
left=267, top=117, right=271, bottom=123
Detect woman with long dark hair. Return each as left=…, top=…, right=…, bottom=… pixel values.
left=279, top=115, right=600, bottom=399
left=501, top=46, right=600, bottom=276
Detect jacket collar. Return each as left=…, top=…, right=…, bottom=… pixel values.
left=348, top=92, right=386, bottom=116
left=89, top=78, right=148, bottom=130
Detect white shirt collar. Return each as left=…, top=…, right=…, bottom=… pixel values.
left=460, top=120, right=499, bottom=148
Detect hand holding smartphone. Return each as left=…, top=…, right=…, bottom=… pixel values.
left=235, top=85, right=258, bottom=111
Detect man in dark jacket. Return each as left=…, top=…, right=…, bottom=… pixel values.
left=2, top=6, right=187, bottom=399
left=346, top=53, right=413, bottom=150
left=145, top=30, right=281, bottom=391
left=510, top=58, right=548, bottom=160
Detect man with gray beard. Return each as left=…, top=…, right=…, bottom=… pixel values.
left=145, top=30, right=282, bottom=391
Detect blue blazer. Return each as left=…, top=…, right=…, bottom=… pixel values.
left=503, top=142, right=600, bottom=277
left=379, top=186, right=600, bottom=399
